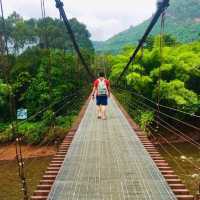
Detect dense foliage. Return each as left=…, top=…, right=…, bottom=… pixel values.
left=110, top=36, right=200, bottom=130
left=0, top=13, right=93, bottom=144
left=94, top=0, right=200, bottom=53
left=0, top=12, right=94, bottom=54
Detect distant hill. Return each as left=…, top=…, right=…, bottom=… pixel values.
left=94, top=0, right=200, bottom=53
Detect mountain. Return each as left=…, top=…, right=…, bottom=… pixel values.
left=94, top=0, right=200, bottom=53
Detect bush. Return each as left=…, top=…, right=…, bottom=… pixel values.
left=43, top=127, right=67, bottom=144
left=0, top=123, right=9, bottom=132
left=0, top=127, right=13, bottom=143
left=42, top=110, right=55, bottom=126
left=17, top=122, right=47, bottom=144
left=56, top=115, right=76, bottom=128
left=139, top=111, right=154, bottom=132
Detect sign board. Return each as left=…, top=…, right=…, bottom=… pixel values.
left=17, top=108, right=27, bottom=120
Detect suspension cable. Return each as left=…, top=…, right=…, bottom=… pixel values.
left=157, top=117, right=200, bottom=149
left=124, top=96, right=200, bottom=149
left=149, top=127, right=191, bottom=176
left=40, top=0, right=44, bottom=19
left=54, top=0, right=94, bottom=81
left=14, top=91, right=83, bottom=189
left=18, top=90, right=82, bottom=126
left=116, top=94, right=200, bottom=170
left=115, top=88, right=200, bottom=118
left=156, top=11, right=166, bottom=129
left=151, top=122, right=200, bottom=171
left=149, top=126, right=200, bottom=198
left=117, top=0, right=170, bottom=83
left=125, top=92, right=200, bottom=132
left=24, top=94, right=81, bottom=169
left=42, top=0, right=46, bottom=19
left=114, top=90, right=200, bottom=147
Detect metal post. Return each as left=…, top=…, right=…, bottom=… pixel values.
left=16, top=137, right=29, bottom=200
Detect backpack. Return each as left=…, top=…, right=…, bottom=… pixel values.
left=97, top=79, right=108, bottom=96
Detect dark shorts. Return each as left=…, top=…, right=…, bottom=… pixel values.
left=96, top=95, right=108, bottom=106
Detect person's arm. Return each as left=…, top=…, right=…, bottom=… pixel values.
left=107, top=80, right=111, bottom=97
left=92, top=80, right=97, bottom=99
left=91, top=86, right=96, bottom=99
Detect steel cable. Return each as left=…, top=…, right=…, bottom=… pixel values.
left=117, top=93, right=200, bottom=149
left=54, top=0, right=95, bottom=81
left=117, top=0, right=170, bottom=82
left=115, top=89, right=200, bottom=131
left=116, top=94, right=200, bottom=171
left=115, top=88, right=200, bottom=118
left=114, top=92, right=200, bottom=151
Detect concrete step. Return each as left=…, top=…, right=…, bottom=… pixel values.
left=161, top=170, right=175, bottom=175
left=169, top=184, right=185, bottom=189
left=31, top=196, right=48, bottom=200
left=47, top=167, right=60, bottom=171
left=154, top=160, right=168, bottom=164
left=158, top=166, right=172, bottom=170
left=40, top=180, right=54, bottom=185
left=50, top=161, right=63, bottom=164
left=176, top=195, right=194, bottom=200
left=37, top=185, right=52, bottom=190
left=164, top=175, right=179, bottom=179
left=156, top=163, right=169, bottom=167
left=42, top=175, right=56, bottom=180
left=34, top=190, right=50, bottom=196
left=166, top=179, right=182, bottom=184
left=45, top=171, right=58, bottom=176
left=173, top=189, right=190, bottom=195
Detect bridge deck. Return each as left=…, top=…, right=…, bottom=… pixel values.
left=48, top=97, right=176, bottom=200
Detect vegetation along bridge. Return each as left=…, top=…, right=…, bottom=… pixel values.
left=0, top=0, right=199, bottom=199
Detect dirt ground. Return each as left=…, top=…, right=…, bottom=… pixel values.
left=0, top=143, right=56, bottom=161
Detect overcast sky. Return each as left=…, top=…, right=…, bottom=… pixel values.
left=3, top=0, right=157, bottom=41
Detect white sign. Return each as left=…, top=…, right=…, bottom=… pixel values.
left=17, top=108, right=27, bottom=120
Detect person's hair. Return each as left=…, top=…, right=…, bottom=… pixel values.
left=99, top=72, right=105, bottom=77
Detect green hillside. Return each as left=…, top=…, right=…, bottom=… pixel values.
left=94, top=0, right=200, bottom=53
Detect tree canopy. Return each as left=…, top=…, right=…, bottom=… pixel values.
left=110, top=35, right=200, bottom=126
left=0, top=12, right=94, bottom=54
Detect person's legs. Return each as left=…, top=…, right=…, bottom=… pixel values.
left=101, top=105, right=107, bottom=120
left=96, top=96, right=101, bottom=119
left=101, top=96, right=108, bottom=120
left=97, top=105, right=101, bottom=118
left=96, top=96, right=108, bottom=119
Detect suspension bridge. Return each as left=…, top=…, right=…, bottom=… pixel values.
left=30, top=95, right=194, bottom=200
left=0, top=0, right=200, bottom=199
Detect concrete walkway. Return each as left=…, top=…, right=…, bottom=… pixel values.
left=48, top=97, right=176, bottom=200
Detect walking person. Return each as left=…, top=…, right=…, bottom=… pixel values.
left=92, top=72, right=110, bottom=120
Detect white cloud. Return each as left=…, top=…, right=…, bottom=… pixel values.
left=2, top=0, right=157, bottom=40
